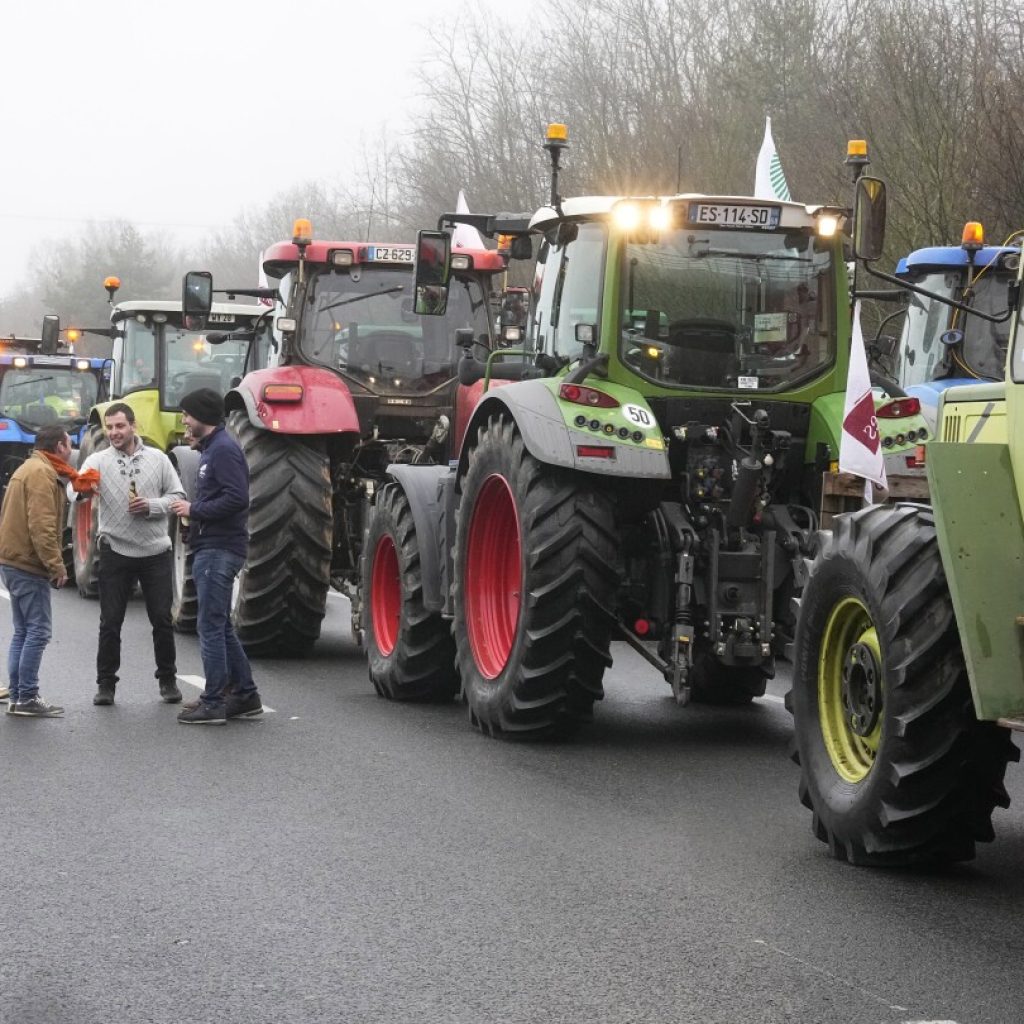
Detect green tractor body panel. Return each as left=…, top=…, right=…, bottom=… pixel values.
left=928, top=439, right=1024, bottom=720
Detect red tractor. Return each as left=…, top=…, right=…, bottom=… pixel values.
left=183, top=218, right=517, bottom=657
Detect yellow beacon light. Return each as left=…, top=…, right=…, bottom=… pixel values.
left=292, top=218, right=313, bottom=246
left=847, top=139, right=868, bottom=159
left=961, top=221, right=985, bottom=250
left=66, top=328, right=81, bottom=344
left=546, top=123, right=568, bottom=143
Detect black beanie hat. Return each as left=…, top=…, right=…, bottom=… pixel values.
left=180, top=388, right=224, bottom=427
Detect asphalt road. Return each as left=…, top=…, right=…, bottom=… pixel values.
left=2, top=586, right=1024, bottom=1024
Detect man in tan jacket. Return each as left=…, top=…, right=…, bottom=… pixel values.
left=0, top=424, right=72, bottom=717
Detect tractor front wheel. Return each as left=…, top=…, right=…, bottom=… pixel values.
left=170, top=518, right=197, bottom=633
left=790, top=503, right=1017, bottom=866
left=453, top=415, right=619, bottom=738
left=229, top=411, right=332, bottom=658
left=363, top=483, right=457, bottom=700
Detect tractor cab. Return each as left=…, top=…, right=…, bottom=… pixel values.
left=260, top=224, right=507, bottom=440
left=110, top=300, right=261, bottom=408
left=894, top=232, right=1019, bottom=401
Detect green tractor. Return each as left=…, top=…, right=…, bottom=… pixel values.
left=789, top=175, right=1024, bottom=865
left=72, top=279, right=271, bottom=625
left=361, top=125, right=923, bottom=729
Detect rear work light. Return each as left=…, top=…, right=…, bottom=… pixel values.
left=262, top=384, right=304, bottom=403
left=331, top=250, right=354, bottom=267
left=451, top=254, right=471, bottom=270
left=875, top=397, right=921, bottom=419
left=558, top=383, right=619, bottom=408
left=76, top=360, right=90, bottom=370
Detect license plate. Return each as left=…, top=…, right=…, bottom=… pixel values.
left=687, top=203, right=781, bottom=230
left=367, top=245, right=415, bottom=263
left=208, top=313, right=236, bottom=324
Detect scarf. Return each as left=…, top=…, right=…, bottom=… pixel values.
left=39, top=451, right=102, bottom=494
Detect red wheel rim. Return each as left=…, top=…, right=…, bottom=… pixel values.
left=75, top=498, right=92, bottom=564
left=371, top=534, right=400, bottom=656
left=466, top=474, right=521, bottom=679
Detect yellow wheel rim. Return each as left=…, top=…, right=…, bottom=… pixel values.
left=817, top=596, right=883, bottom=783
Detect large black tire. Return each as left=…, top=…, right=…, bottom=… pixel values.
left=790, top=503, right=1017, bottom=866
left=71, top=423, right=105, bottom=598
left=453, top=415, right=619, bottom=738
left=171, top=519, right=197, bottom=633
left=229, top=411, right=332, bottom=658
left=363, top=483, right=458, bottom=700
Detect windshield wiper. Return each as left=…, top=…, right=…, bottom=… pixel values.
left=8, top=375, right=57, bottom=387
left=691, top=248, right=810, bottom=263
left=319, top=286, right=405, bottom=314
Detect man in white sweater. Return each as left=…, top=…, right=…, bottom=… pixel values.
left=75, top=403, right=186, bottom=705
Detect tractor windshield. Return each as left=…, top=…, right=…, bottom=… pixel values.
left=122, top=316, right=252, bottom=407
left=620, top=229, right=836, bottom=391
left=0, top=367, right=99, bottom=429
left=299, top=266, right=492, bottom=394
left=898, top=269, right=1012, bottom=385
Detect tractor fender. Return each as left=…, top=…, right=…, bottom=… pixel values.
left=226, top=366, right=360, bottom=435
left=384, top=463, right=453, bottom=613
left=169, top=445, right=201, bottom=501
left=457, top=378, right=671, bottom=480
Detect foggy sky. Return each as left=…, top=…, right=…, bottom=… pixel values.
left=1, top=0, right=529, bottom=297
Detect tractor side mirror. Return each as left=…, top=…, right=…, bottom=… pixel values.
left=182, top=271, right=214, bottom=326
left=853, top=177, right=887, bottom=262
left=509, top=235, right=533, bottom=261
left=414, top=231, right=451, bottom=316
left=41, top=314, right=60, bottom=354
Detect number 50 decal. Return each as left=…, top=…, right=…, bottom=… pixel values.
left=623, top=404, right=652, bottom=427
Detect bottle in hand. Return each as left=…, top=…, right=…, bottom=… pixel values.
left=128, top=480, right=138, bottom=507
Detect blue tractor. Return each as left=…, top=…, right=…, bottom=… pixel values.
left=0, top=316, right=109, bottom=509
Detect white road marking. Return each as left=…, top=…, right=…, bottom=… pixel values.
left=752, top=939, right=908, bottom=1012
left=177, top=673, right=275, bottom=713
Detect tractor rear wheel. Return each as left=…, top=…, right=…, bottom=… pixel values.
left=170, top=519, right=197, bottom=633
left=453, top=415, right=619, bottom=738
left=228, top=411, right=332, bottom=658
left=790, top=503, right=1017, bottom=866
left=71, top=423, right=105, bottom=597
left=363, top=483, right=457, bottom=700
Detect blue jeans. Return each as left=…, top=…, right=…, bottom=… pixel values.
left=192, top=549, right=256, bottom=708
left=1, top=565, right=53, bottom=703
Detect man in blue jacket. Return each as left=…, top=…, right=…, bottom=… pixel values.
left=171, top=389, right=262, bottom=725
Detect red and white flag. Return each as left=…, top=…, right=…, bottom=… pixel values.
left=839, top=301, right=887, bottom=500
left=452, top=190, right=486, bottom=250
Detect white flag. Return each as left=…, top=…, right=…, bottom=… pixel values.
left=452, top=190, right=486, bottom=250
left=754, top=116, right=792, bottom=202
left=839, top=301, right=887, bottom=500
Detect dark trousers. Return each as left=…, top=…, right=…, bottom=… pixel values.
left=97, top=543, right=177, bottom=689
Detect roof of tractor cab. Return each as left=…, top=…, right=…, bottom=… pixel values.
left=111, top=299, right=268, bottom=322
left=0, top=353, right=106, bottom=368
left=262, top=239, right=506, bottom=278
left=896, top=245, right=1019, bottom=276
left=528, top=194, right=834, bottom=233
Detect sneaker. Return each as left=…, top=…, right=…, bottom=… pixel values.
left=5, top=700, right=19, bottom=715
left=177, top=702, right=226, bottom=725
left=9, top=697, right=65, bottom=717
left=226, top=691, right=263, bottom=719
left=0, top=687, right=9, bottom=703
left=93, top=685, right=115, bottom=706
left=181, top=696, right=201, bottom=711
left=159, top=682, right=183, bottom=704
